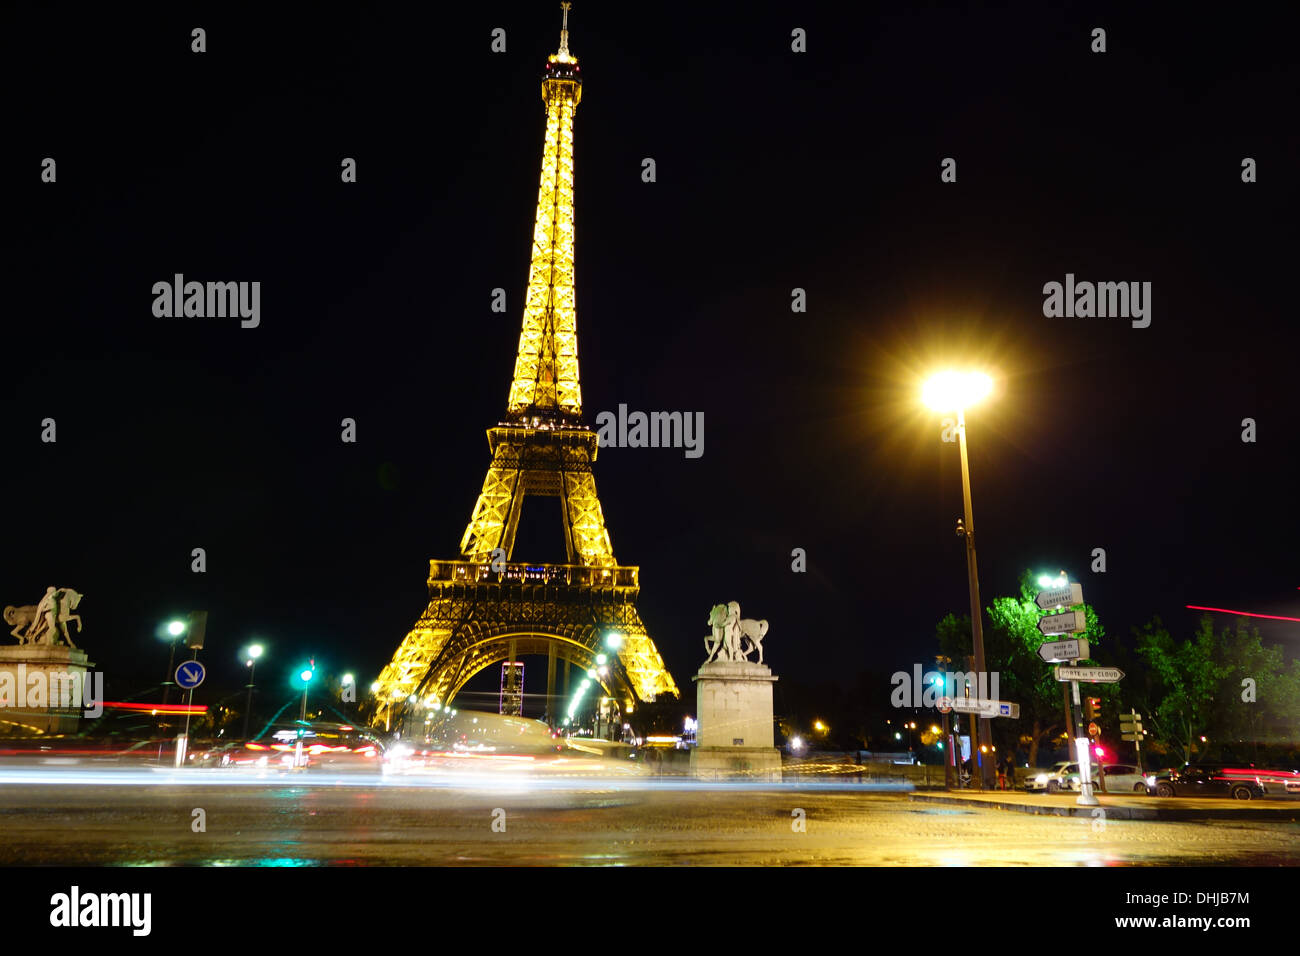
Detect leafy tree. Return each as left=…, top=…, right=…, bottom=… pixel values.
left=1137, top=614, right=1300, bottom=765
left=1134, top=616, right=1225, bottom=765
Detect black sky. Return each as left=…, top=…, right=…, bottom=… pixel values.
left=4, top=2, right=1298, bottom=711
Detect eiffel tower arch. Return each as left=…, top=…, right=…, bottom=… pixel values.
left=371, top=6, right=678, bottom=734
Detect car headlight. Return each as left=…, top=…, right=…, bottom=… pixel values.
left=1035, top=774, right=1048, bottom=783
left=1144, top=775, right=1156, bottom=786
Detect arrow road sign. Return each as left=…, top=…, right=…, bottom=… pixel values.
left=1035, top=582, right=1084, bottom=610
left=1038, top=609, right=1087, bottom=636
left=1037, top=638, right=1091, bottom=663
left=175, top=660, right=206, bottom=690
left=1054, top=665, right=1125, bottom=683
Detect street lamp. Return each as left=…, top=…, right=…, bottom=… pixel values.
left=298, top=666, right=314, bottom=722
left=241, top=643, right=264, bottom=740
left=294, top=664, right=315, bottom=768
left=924, top=369, right=996, bottom=789
left=161, top=619, right=187, bottom=706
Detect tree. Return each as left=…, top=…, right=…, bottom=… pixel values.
left=1137, top=614, right=1300, bottom=765
left=1134, top=616, right=1224, bottom=765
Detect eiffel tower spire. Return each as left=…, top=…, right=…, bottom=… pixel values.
left=507, top=2, right=583, bottom=423
left=370, top=7, right=678, bottom=733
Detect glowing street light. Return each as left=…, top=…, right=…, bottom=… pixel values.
left=923, top=368, right=997, bottom=790
left=241, top=643, right=266, bottom=740
left=922, top=370, right=993, bottom=413
left=297, top=663, right=315, bottom=723
left=160, top=620, right=188, bottom=707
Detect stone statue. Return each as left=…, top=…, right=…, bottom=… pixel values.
left=702, top=600, right=768, bottom=664
left=5, top=587, right=83, bottom=648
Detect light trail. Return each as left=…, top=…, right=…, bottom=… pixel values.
left=0, top=764, right=912, bottom=794
left=1185, top=605, right=1300, bottom=623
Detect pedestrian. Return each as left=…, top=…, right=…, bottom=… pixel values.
left=997, top=757, right=1009, bottom=791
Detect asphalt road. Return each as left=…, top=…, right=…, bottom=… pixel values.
left=1, top=768, right=1298, bottom=865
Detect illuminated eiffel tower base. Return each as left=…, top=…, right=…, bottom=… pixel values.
left=371, top=7, right=678, bottom=734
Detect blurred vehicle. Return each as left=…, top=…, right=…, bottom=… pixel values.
left=1024, top=761, right=1079, bottom=793
left=393, top=709, right=561, bottom=760
left=191, top=723, right=384, bottom=770
left=1145, top=765, right=1266, bottom=800
left=1066, top=763, right=1148, bottom=793
left=1251, top=767, right=1300, bottom=796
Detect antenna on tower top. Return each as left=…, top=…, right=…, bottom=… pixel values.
left=558, top=2, right=572, bottom=56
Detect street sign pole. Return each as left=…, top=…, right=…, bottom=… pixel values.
left=1133, top=710, right=1143, bottom=775
left=937, top=655, right=953, bottom=792
left=1121, top=708, right=1145, bottom=776
left=1070, top=663, right=1098, bottom=806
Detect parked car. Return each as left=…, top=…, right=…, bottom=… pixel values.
left=1024, top=761, right=1079, bottom=793
left=1065, top=763, right=1148, bottom=793
left=1145, top=765, right=1266, bottom=800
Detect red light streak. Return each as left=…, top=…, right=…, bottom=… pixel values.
left=1185, top=605, right=1300, bottom=623
left=102, top=702, right=207, bottom=714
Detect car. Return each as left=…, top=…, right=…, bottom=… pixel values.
left=193, top=723, right=385, bottom=770
left=1024, top=761, right=1079, bottom=793
left=1065, top=763, right=1149, bottom=793
left=1145, top=765, right=1266, bottom=800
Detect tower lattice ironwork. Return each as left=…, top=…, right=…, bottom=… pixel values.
left=371, top=6, right=679, bottom=733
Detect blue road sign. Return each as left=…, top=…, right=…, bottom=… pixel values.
left=175, top=660, right=206, bottom=690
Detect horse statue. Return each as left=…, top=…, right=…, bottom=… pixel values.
left=702, top=601, right=769, bottom=664
left=4, top=587, right=83, bottom=647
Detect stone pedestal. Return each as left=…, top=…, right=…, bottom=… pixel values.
left=0, top=644, right=95, bottom=736
left=689, top=660, right=782, bottom=781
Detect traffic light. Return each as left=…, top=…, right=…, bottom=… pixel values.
left=1084, top=697, right=1100, bottom=722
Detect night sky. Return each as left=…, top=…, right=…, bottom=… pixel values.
left=4, top=2, right=1297, bottom=718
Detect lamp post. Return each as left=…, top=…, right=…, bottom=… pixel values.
left=924, top=370, right=996, bottom=790
left=241, top=644, right=264, bottom=740
left=295, top=663, right=314, bottom=768
left=161, top=619, right=186, bottom=707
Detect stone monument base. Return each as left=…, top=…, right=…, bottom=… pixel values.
left=0, top=644, right=95, bottom=736
left=690, top=659, right=782, bottom=782
left=690, top=745, right=783, bottom=782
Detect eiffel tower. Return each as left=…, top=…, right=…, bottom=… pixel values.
left=371, top=4, right=679, bottom=733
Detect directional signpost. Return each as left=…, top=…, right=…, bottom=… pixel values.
left=1054, top=665, right=1124, bottom=683
left=950, top=697, right=1021, bottom=720
left=1034, top=580, right=1106, bottom=807
left=1035, top=582, right=1083, bottom=610
left=1038, top=609, right=1087, bottom=637
left=1038, top=638, right=1091, bottom=663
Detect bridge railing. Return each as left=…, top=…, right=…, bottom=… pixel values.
left=429, top=560, right=639, bottom=589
